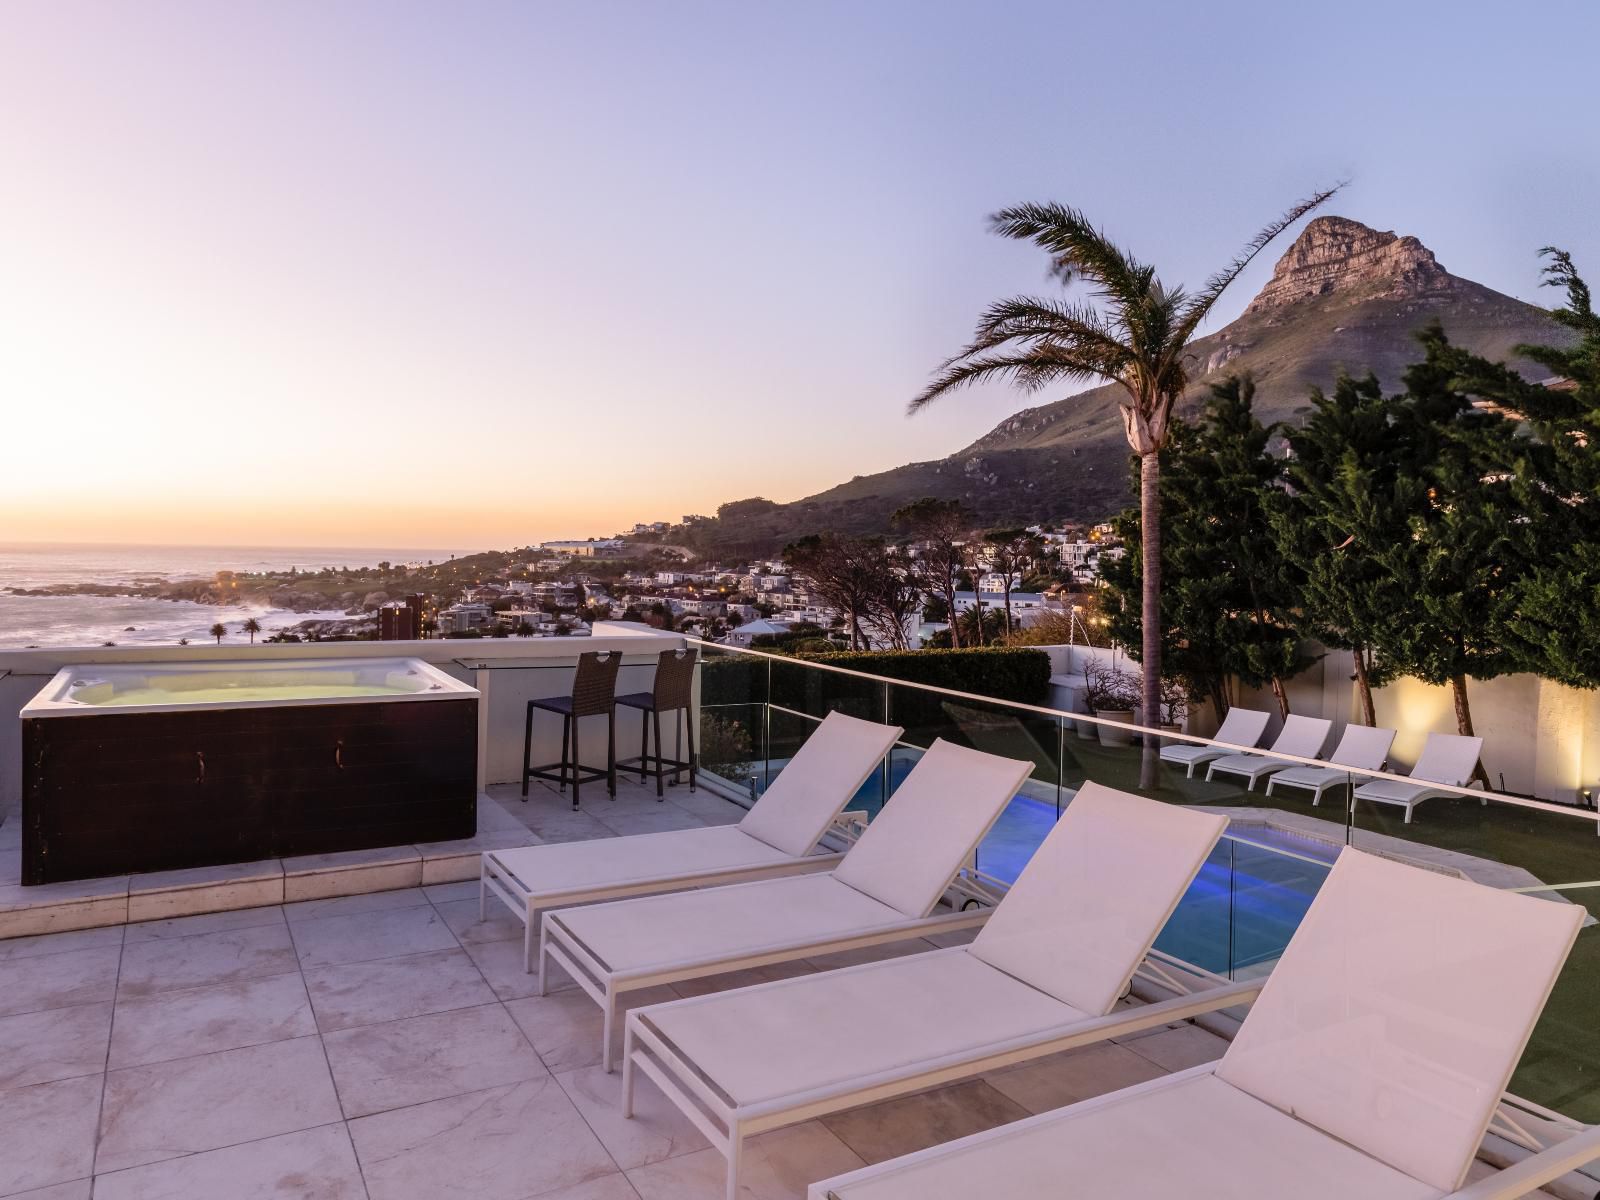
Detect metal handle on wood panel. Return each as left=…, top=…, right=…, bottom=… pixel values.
left=195, top=750, right=206, bottom=784
left=335, top=740, right=344, bottom=769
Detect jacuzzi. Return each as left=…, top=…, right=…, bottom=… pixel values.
left=20, top=657, right=479, bottom=885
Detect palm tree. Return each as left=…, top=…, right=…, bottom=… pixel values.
left=242, top=617, right=262, bottom=644
left=912, top=189, right=1338, bottom=745
left=209, top=622, right=227, bottom=645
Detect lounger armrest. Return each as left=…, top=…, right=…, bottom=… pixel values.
left=1445, top=1124, right=1600, bottom=1199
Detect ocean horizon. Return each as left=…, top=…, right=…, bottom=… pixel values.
left=0, top=541, right=483, bottom=649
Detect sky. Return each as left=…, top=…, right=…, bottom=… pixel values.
left=0, top=1, right=1595, bottom=551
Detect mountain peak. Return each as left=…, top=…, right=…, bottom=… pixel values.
left=1245, top=216, right=1452, bottom=314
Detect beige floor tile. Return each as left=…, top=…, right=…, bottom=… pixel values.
left=109, top=973, right=315, bottom=1069
left=0, top=1074, right=102, bottom=1196
left=283, top=886, right=431, bottom=925
left=512, top=804, right=618, bottom=845
left=0, top=1003, right=112, bottom=1092
left=116, top=922, right=298, bottom=999
left=984, top=1042, right=1166, bottom=1114
left=0, top=925, right=123, bottom=964
left=290, top=903, right=457, bottom=968
left=593, top=809, right=705, bottom=837
left=304, top=946, right=496, bottom=1032
left=92, top=1122, right=366, bottom=1200
left=348, top=1077, right=616, bottom=1200
left=557, top=1063, right=710, bottom=1170
left=432, top=897, right=523, bottom=945
left=661, top=792, right=748, bottom=826
left=0, top=945, right=121, bottom=1017
left=323, top=1002, right=547, bottom=1118
left=96, top=1035, right=341, bottom=1174
left=5, top=1179, right=93, bottom=1199
left=820, top=1079, right=1027, bottom=1164
left=627, top=1121, right=864, bottom=1200
left=122, top=904, right=285, bottom=944
left=423, top=880, right=481, bottom=903
left=535, top=1177, right=642, bottom=1200
left=1122, top=1022, right=1228, bottom=1072
left=461, top=934, right=576, bottom=1000
left=505, top=986, right=678, bottom=1075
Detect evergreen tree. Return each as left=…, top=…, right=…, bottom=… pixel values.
left=1103, top=376, right=1311, bottom=717
left=1275, top=373, right=1410, bottom=725
left=1362, top=326, right=1527, bottom=768
left=1436, top=250, right=1600, bottom=687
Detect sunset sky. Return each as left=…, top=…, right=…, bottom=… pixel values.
left=1, top=1, right=1595, bottom=550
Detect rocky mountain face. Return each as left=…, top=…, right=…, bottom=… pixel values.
left=683, top=218, right=1571, bottom=553
left=1245, top=216, right=1452, bottom=313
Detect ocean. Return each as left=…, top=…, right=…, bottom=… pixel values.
left=0, top=543, right=474, bottom=649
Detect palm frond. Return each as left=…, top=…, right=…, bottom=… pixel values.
left=1173, top=182, right=1345, bottom=341
left=989, top=202, right=1150, bottom=302
left=909, top=345, right=1123, bottom=414
left=964, top=296, right=1129, bottom=361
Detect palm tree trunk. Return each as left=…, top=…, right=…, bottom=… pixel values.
left=945, top=579, right=962, bottom=649
left=1269, top=677, right=1290, bottom=719
left=1139, top=451, right=1161, bottom=789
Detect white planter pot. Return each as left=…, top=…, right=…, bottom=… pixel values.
left=1094, top=709, right=1135, bottom=747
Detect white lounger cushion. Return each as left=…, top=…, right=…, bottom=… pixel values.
left=969, top=782, right=1225, bottom=1014
left=488, top=825, right=796, bottom=897
left=832, top=738, right=1031, bottom=917
left=641, top=948, right=1085, bottom=1106
left=548, top=873, right=904, bottom=973
left=1216, top=849, right=1583, bottom=1193
left=1161, top=707, right=1270, bottom=762
left=738, top=711, right=901, bottom=856
left=819, top=1070, right=1439, bottom=1200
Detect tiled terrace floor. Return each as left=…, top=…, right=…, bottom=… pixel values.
left=0, top=774, right=1234, bottom=1199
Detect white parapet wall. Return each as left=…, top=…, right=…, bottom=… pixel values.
left=0, top=623, right=688, bottom=810
left=1042, top=640, right=1599, bottom=806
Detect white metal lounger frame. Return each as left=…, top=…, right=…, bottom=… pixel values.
left=1204, top=715, right=1332, bottom=790
left=540, top=866, right=1005, bottom=1073
left=1159, top=708, right=1271, bottom=777
left=806, top=1062, right=1600, bottom=1200
left=1353, top=732, right=1486, bottom=823
left=479, top=809, right=868, bottom=972
left=625, top=948, right=1260, bottom=1200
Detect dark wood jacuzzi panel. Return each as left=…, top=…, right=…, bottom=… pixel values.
left=21, top=697, right=477, bottom=885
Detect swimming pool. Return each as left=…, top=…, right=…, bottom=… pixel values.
left=845, top=764, right=1330, bottom=978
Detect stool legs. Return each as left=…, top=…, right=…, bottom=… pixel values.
left=521, top=702, right=535, bottom=800
left=570, top=716, right=581, bottom=811
left=653, top=707, right=665, bottom=799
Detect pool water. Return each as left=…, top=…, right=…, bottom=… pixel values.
left=87, top=683, right=411, bottom=706
left=845, top=763, right=1330, bottom=977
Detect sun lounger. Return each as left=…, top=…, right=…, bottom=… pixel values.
left=539, top=738, right=1030, bottom=1070
left=621, top=782, right=1246, bottom=1200
left=1265, top=723, right=1396, bottom=806
left=1205, top=714, right=1333, bottom=789
left=482, top=710, right=902, bottom=970
left=1159, top=707, right=1271, bottom=777
left=810, top=847, right=1591, bottom=1200
left=1353, top=731, right=1484, bottom=823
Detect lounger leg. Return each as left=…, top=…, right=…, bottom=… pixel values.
left=602, top=985, right=618, bottom=1073
left=537, top=925, right=550, bottom=996
left=621, top=1023, right=636, bottom=1119
left=524, top=906, right=536, bottom=974
left=479, top=861, right=487, bottom=922
left=726, top=1131, right=743, bottom=1200
left=1405, top=801, right=1414, bottom=824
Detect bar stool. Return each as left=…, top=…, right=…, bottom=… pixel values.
left=522, top=650, right=622, bottom=811
left=616, top=648, right=698, bottom=799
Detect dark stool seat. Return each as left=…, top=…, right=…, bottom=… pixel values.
left=616, top=649, right=698, bottom=798
left=522, top=650, right=622, bottom=811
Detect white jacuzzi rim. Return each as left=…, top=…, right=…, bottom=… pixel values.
left=21, top=656, right=479, bottom=718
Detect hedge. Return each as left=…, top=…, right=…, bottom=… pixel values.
left=700, top=646, right=1052, bottom=738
